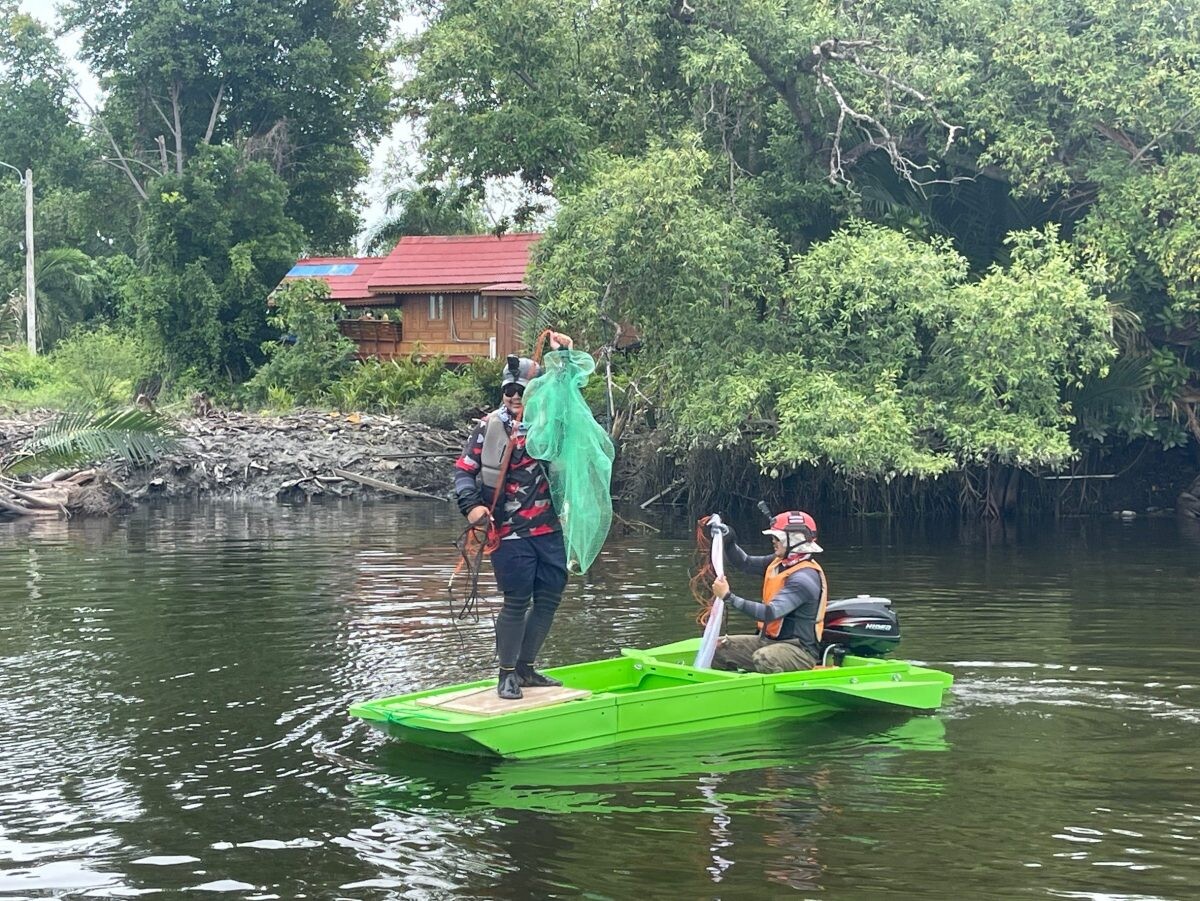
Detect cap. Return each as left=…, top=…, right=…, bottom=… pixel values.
left=501, top=355, right=540, bottom=388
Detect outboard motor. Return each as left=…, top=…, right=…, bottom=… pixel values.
left=821, top=595, right=900, bottom=664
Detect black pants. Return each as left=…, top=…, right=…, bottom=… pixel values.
left=490, top=531, right=569, bottom=668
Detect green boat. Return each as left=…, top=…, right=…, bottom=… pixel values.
left=350, top=633, right=953, bottom=760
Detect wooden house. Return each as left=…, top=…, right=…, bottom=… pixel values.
left=369, top=233, right=540, bottom=361
left=282, top=234, right=541, bottom=363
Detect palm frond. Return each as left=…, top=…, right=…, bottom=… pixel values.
left=32, top=247, right=99, bottom=348
left=1067, top=353, right=1153, bottom=438
left=3, top=408, right=181, bottom=476
left=1108, top=302, right=1146, bottom=351
left=512, top=297, right=552, bottom=356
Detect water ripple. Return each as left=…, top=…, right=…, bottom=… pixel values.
left=1, top=503, right=1198, bottom=898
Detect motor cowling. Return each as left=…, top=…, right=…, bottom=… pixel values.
left=821, top=595, right=900, bottom=659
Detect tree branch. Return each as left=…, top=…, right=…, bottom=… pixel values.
left=151, top=84, right=186, bottom=175
left=99, top=156, right=161, bottom=177
left=1093, top=122, right=1139, bottom=157
left=170, top=81, right=184, bottom=175
left=665, top=8, right=964, bottom=188
left=149, top=93, right=174, bottom=134
left=812, top=38, right=962, bottom=186
left=513, top=68, right=539, bottom=92
left=73, top=86, right=149, bottom=201
left=203, top=82, right=225, bottom=145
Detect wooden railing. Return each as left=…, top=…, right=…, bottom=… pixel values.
left=338, top=318, right=497, bottom=362
left=338, top=319, right=403, bottom=360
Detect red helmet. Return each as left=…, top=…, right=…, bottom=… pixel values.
left=762, top=510, right=822, bottom=554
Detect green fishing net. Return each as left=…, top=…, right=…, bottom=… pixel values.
left=523, top=349, right=615, bottom=573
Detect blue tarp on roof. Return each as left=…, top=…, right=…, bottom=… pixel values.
left=287, top=263, right=358, bottom=277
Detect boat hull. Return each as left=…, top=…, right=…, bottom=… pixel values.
left=350, top=638, right=953, bottom=759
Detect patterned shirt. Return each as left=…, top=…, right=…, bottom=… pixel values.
left=455, top=407, right=561, bottom=540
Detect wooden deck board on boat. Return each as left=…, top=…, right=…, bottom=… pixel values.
left=413, top=685, right=592, bottom=716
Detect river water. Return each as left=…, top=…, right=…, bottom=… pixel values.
left=1, top=501, right=1198, bottom=899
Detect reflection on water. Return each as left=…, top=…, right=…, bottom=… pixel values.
left=357, top=716, right=949, bottom=817
left=1, top=501, right=1199, bottom=898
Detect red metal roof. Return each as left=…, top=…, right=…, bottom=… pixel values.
left=368, top=233, right=541, bottom=294
left=283, top=257, right=385, bottom=302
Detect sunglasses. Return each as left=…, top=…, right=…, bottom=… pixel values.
left=502, top=383, right=525, bottom=397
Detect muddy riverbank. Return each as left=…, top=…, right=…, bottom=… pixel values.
left=1, top=409, right=465, bottom=508
left=4, top=409, right=1197, bottom=521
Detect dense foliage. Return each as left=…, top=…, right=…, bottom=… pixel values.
left=60, top=0, right=400, bottom=248
left=3, top=0, right=1199, bottom=514
left=0, top=0, right=398, bottom=392
left=244, top=279, right=358, bottom=406
left=406, top=0, right=1200, bottom=509
left=118, top=146, right=305, bottom=384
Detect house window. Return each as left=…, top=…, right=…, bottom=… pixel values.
left=471, top=294, right=488, bottom=319
left=428, top=294, right=444, bottom=320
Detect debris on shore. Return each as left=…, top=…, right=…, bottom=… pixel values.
left=0, top=409, right=465, bottom=517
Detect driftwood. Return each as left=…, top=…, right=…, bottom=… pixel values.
left=0, top=470, right=127, bottom=518
left=2, top=408, right=465, bottom=513
left=639, top=478, right=685, bottom=510
left=612, top=511, right=660, bottom=535
left=0, top=493, right=57, bottom=517
left=332, top=468, right=445, bottom=501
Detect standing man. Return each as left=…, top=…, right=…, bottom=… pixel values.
left=710, top=511, right=828, bottom=673
left=454, top=332, right=574, bottom=700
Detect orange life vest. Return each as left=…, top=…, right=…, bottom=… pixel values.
left=759, top=558, right=827, bottom=640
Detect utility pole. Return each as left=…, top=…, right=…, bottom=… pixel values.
left=23, top=169, right=35, bottom=355
left=0, top=161, right=35, bottom=354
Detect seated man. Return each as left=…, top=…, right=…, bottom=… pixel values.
left=711, top=511, right=828, bottom=674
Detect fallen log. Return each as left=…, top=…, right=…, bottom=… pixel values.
left=0, top=467, right=128, bottom=518
left=0, top=494, right=32, bottom=516
left=5, top=485, right=70, bottom=509
left=332, top=468, right=445, bottom=501
left=0, top=491, right=62, bottom=517
left=639, top=478, right=685, bottom=510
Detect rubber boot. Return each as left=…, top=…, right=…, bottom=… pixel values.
left=516, top=661, right=562, bottom=688
left=497, top=668, right=523, bottom=700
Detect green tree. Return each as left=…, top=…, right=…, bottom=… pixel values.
left=404, top=0, right=966, bottom=236
left=533, top=142, right=781, bottom=356
left=1080, top=156, right=1200, bottom=448
left=244, top=278, right=356, bottom=405
left=403, top=0, right=684, bottom=195
left=0, top=4, right=141, bottom=347
left=61, top=0, right=400, bottom=249
left=408, top=0, right=1200, bottom=474
left=32, top=248, right=98, bottom=351
left=364, top=183, right=487, bottom=254
left=0, top=2, right=89, bottom=178
left=537, top=158, right=1114, bottom=482
left=119, top=145, right=303, bottom=386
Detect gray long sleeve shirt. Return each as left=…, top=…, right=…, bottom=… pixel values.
left=723, top=542, right=824, bottom=655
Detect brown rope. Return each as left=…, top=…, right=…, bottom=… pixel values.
left=689, top=514, right=717, bottom=626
